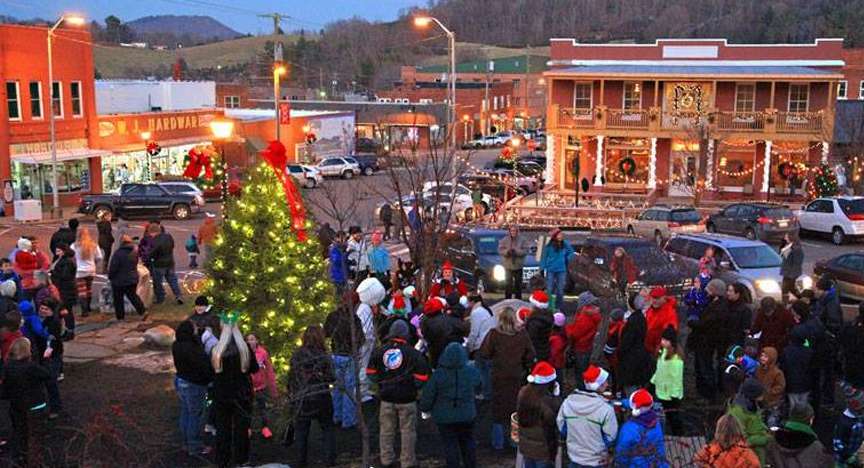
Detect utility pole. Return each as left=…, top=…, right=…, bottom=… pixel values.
left=484, top=60, right=493, bottom=136
left=524, top=44, right=530, bottom=129
left=258, top=13, right=290, bottom=35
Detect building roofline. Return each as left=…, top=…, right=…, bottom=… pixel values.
left=548, top=38, right=845, bottom=47
left=546, top=59, right=845, bottom=68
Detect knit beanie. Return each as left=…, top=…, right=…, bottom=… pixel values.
left=0, top=280, right=16, bottom=299
left=739, top=378, right=765, bottom=401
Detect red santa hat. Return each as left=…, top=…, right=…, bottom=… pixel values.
left=423, top=296, right=447, bottom=315
left=629, top=388, right=654, bottom=416
left=527, top=361, right=557, bottom=385
left=530, top=290, right=549, bottom=309
left=649, top=286, right=667, bottom=299
left=582, top=365, right=609, bottom=392
left=516, top=307, right=532, bottom=325
left=391, top=294, right=407, bottom=316
left=442, top=261, right=454, bottom=272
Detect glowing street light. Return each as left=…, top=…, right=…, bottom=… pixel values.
left=413, top=15, right=456, bottom=151
left=210, top=119, right=235, bottom=140
left=273, top=63, right=288, bottom=140
left=140, top=131, right=152, bottom=141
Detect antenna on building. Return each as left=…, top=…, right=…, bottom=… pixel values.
left=258, top=13, right=291, bottom=35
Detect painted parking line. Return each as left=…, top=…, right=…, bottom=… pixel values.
left=802, top=241, right=822, bottom=248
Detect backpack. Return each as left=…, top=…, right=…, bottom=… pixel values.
left=185, top=236, right=198, bottom=253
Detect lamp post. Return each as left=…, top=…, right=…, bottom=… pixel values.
left=210, top=119, right=235, bottom=216
left=273, top=64, right=287, bottom=141
left=414, top=16, right=456, bottom=151
left=140, top=131, right=152, bottom=181
left=47, top=13, right=85, bottom=217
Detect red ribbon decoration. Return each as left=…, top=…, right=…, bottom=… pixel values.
left=183, top=148, right=215, bottom=181
left=260, top=140, right=307, bottom=241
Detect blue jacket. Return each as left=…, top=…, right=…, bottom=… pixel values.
left=813, top=287, right=842, bottom=333
left=418, top=343, right=480, bottom=425
left=684, top=287, right=709, bottom=322
left=614, top=411, right=669, bottom=468
left=367, top=246, right=390, bottom=274
left=540, top=240, right=574, bottom=273
left=329, top=244, right=348, bottom=285
left=0, top=271, right=22, bottom=301
left=20, top=300, right=51, bottom=343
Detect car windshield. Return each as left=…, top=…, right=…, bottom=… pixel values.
left=838, top=198, right=864, bottom=215
left=618, top=244, right=670, bottom=268
left=671, top=210, right=701, bottom=222
left=763, top=207, right=793, bottom=218
left=727, top=245, right=782, bottom=269
left=162, top=185, right=193, bottom=193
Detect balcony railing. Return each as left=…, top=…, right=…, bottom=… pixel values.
left=776, top=111, right=823, bottom=134
left=606, top=108, right=650, bottom=130
left=715, top=111, right=765, bottom=131
left=558, top=107, right=594, bottom=128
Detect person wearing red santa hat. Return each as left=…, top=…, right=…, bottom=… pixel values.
left=644, top=286, right=679, bottom=355
left=420, top=296, right=467, bottom=368
left=429, top=261, right=468, bottom=299
left=556, top=365, right=618, bottom=467
left=517, top=361, right=562, bottom=467
left=614, top=388, right=668, bottom=467
left=526, top=290, right=555, bottom=362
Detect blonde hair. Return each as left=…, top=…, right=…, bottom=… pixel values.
left=496, top=307, right=518, bottom=335
left=212, top=322, right=250, bottom=374
left=8, top=337, right=31, bottom=361
left=76, top=228, right=97, bottom=259
left=713, top=414, right=746, bottom=450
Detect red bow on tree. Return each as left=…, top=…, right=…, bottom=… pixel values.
left=261, top=140, right=307, bottom=241
left=146, top=141, right=161, bottom=157
left=183, top=148, right=215, bottom=180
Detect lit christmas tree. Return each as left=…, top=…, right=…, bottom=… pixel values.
left=206, top=161, right=334, bottom=372
left=809, top=163, right=838, bottom=199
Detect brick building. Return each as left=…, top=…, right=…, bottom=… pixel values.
left=216, top=82, right=251, bottom=109
left=544, top=38, right=844, bottom=201
left=839, top=49, right=864, bottom=100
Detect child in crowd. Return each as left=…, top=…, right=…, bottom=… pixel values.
left=0, top=258, right=22, bottom=301
left=722, top=345, right=757, bottom=400
left=2, top=338, right=49, bottom=466
left=246, top=333, right=278, bottom=439
left=651, top=326, right=684, bottom=436
left=698, top=247, right=717, bottom=278
left=684, top=274, right=710, bottom=323
left=548, top=312, right=567, bottom=380
left=834, top=382, right=864, bottom=466
left=185, top=235, right=201, bottom=269
left=36, top=298, right=63, bottom=419
left=755, top=347, right=785, bottom=427
left=780, top=327, right=813, bottom=411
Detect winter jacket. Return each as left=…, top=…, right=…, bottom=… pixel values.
left=566, top=309, right=600, bottom=354
left=549, top=331, right=567, bottom=370
left=684, top=286, right=709, bottom=322
left=71, top=243, right=103, bottom=279
left=755, top=347, right=785, bottom=409
left=766, top=420, right=833, bottom=468
left=1, top=359, right=49, bottom=409
left=480, top=328, right=536, bottom=423
left=752, top=307, right=796, bottom=352
left=49, top=227, right=77, bottom=255
left=840, top=322, right=864, bottom=388
left=288, top=345, right=335, bottom=418
left=796, top=316, right=829, bottom=368
left=50, top=251, right=77, bottom=307
left=727, top=401, right=770, bottom=464
left=0, top=271, right=22, bottom=301
left=526, top=309, right=555, bottom=361
left=250, top=345, right=278, bottom=397
left=651, top=348, right=684, bottom=401
left=328, top=244, right=348, bottom=285
left=0, top=296, right=17, bottom=318
left=137, top=234, right=156, bottom=265
left=428, top=278, right=468, bottom=299
left=498, top=234, right=528, bottom=270
left=96, top=219, right=114, bottom=249
left=813, top=287, right=843, bottom=334
left=20, top=301, right=51, bottom=346
left=540, top=240, right=574, bottom=274
left=148, top=232, right=176, bottom=269
left=31, top=312, right=62, bottom=362
left=614, top=410, right=669, bottom=468
left=833, top=409, right=864, bottom=465
left=556, top=389, right=618, bottom=467
left=188, top=309, right=214, bottom=333
left=14, top=250, right=38, bottom=291
left=367, top=245, right=390, bottom=274
left=695, top=441, right=761, bottom=468
left=688, top=296, right=727, bottom=353
left=722, top=298, right=752, bottom=350
left=211, top=343, right=259, bottom=404
left=516, top=387, right=561, bottom=462
left=324, top=307, right=363, bottom=356
left=466, top=304, right=495, bottom=354
left=618, top=310, right=655, bottom=388
left=346, top=237, right=368, bottom=272
left=418, top=343, right=480, bottom=425
left=779, top=241, right=804, bottom=280
left=610, top=254, right=637, bottom=286
left=366, top=337, right=431, bottom=403
left=780, top=328, right=813, bottom=394
left=421, top=311, right=468, bottom=368
left=376, top=315, right=418, bottom=345
left=171, top=324, right=214, bottom=386
left=645, top=297, right=679, bottom=354
left=0, top=331, right=23, bottom=362
left=108, top=244, right=140, bottom=288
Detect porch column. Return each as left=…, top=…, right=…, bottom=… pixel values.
left=762, top=140, right=772, bottom=194
left=545, top=133, right=555, bottom=187
left=705, top=140, right=715, bottom=191
left=594, top=135, right=605, bottom=186
left=648, top=137, right=657, bottom=189
left=822, top=141, right=830, bottom=164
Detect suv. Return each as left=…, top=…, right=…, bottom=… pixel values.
left=422, top=181, right=494, bottom=216
left=706, top=203, right=798, bottom=242
left=347, top=155, right=379, bottom=176
left=626, top=206, right=705, bottom=245
left=663, top=233, right=809, bottom=304
left=79, top=183, right=201, bottom=220
left=355, top=137, right=384, bottom=154
left=316, top=157, right=361, bottom=179
left=287, top=164, right=323, bottom=188
left=796, top=196, right=864, bottom=245
left=157, top=181, right=206, bottom=207
left=569, top=236, right=692, bottom=298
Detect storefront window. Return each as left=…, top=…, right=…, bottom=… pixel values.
left=563, top=143, right=583, bottom=190
left=716, top=142, right=756, bottom=189
left=605, top=138, right=649, bottom=185
left=101, top=143, right=206, bottom=191
left=771, top=142, right=808, bottom=195
left=11, top=160, right=90, bottom=200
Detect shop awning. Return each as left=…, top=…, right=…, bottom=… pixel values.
left=11, top=148, right=112, bottom=165
left=101, top=136, right=219, bottom=154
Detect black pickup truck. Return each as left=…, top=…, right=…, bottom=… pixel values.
left=79, top=183, right=201, bottom=220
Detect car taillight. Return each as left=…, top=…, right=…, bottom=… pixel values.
left=757, top=216, right=772, bottom=224
left=667, top=222, right=681, bottom=228
left=848, top=214, right=864, bottom=221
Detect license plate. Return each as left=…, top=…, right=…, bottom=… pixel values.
left=523, top=268, right=539, bottom=282
left=778, top=221, right=788, bottom=228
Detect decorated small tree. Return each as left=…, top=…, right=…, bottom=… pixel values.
left=810, top=163, right=838, bottom=199
left=206, top=154, right=334, bottom=372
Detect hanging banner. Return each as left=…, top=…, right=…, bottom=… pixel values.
left=279, top=102, right=291, bottom=125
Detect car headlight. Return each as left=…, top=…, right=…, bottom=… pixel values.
left=755, top=279, right=781, bottom=295
left=797, top=274, right=813, bottom=291
left=492, top=264, right=506, bottom=282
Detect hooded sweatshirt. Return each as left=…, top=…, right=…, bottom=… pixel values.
left=645, top=297, right=678, bottom=354
left=250, top=345, right=278, bottom=397
left=614, top=410, right=669, bottom=468
left=418, top=343, right=480, bottom=424
left=727, top=394, right=770, bottom=464
left=755, top=347, right=785, bottom=409
left=556, top=389, right=618, bottom=467
left=780, top=327, right=813, bottom=394
left=767, top=420, right=833, bottom=467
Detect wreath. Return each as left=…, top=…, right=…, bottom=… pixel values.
left=778, top=162, right=794, bottom=180
left=619, top=157, right=637, bottom=177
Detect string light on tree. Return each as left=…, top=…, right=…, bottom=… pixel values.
left=809, top=163, right=838, bottom=199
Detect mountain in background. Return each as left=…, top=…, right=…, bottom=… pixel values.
left=126, top=15, right=242, bottom=43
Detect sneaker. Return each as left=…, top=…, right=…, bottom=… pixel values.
left=261, top=427, right=273, bottom=439
left=57, top=373, right=64, bottom=382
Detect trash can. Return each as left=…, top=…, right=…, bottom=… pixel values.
left=13, top=199, right=42, bottom=221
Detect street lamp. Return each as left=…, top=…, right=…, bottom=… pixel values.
left=210, top=119, right=234, bottom=212
left=47, top=13, right=85, bottom=217
left=141, top=131, right=153, bottom=181
left=273, top=64, right=287, bottom=141
left=413, top=15, right=456, bottom=151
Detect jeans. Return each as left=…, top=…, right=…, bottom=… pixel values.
left=152, top=267, right=182, bottom=302
left=358, top=341, right=374, bottom=401
left=295, top=410, right=336, bottom=466
left=112, top=284, right=146, bottom=320
left=524, top=458, right=555, bottom=468
left=45, top=356, right=62, bottom=413
left=331, top=355, right=357, bottom=428
left=505, top=268, right=523, bottom=300
left=213, top=398, right=252, bottom=468
left=473, top=358, right=492, bottom=400
left=695, top=349, right=717, bottom=399
left=438, top=422, right=476, bottom=468
left=545, top=271, right=566, bottom=310
left=175, top=376, right=208, bottom=453
left=76, top=276, right=95, bottom=313
left=379, top=401, right=417, bottom=467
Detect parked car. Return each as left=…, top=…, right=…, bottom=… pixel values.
left=796, top=196, right=864, bottom=245
left=355, top=137, right=384, bottom=154
left=157, top=181, right=207, bottom=207
left=287, top=164, right=323, bottom=188
left=569, top=235, right=692, bottom=298
left=814, top=252, right=864, bottom=301
left=316, top=157, right=361, bottom=179
left=664, top=233, right=811, bottom=304
left=518, top=154, right=547, bottom=167
left=422, top=181, right=494, bottom=214
left=706, top=203, right=798, bottom=242
left=482, top=168, right=539, bottom=194
left=79, top=183, right=201, bottom=220
left=376, top=192, right=475, bottom=224
left=458, top=174, right=526, bottom=204
left=347, top=155, right=379, bottom=176
left=626, top=206, right=705, bottom=245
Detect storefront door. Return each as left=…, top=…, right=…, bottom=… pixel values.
left=669, top=140, right=699, bottom=197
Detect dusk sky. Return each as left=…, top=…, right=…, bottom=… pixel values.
left=0, top=0, right=425, bottom=33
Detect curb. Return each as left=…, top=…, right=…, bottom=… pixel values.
left=0, top=213, right=87, bottom=229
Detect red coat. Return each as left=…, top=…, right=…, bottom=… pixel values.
left=14, top=250, right=39, bottom=290
left=548, top=331, right=567, bottom=370
left=610, top=254, right=637, bottom=284
left=565, top=309, right=600, bottom=354
left=645, top=297, right=679, bottom=354
left=428, top=278, right=468, bottom=299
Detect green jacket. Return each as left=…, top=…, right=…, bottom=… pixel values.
left=650, top=349, right=683, bottom=401
left=727, top=403, right=771, bottom=465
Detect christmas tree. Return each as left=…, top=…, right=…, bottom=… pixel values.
left=206, top=162, right=334, bottom=372
left=810, top=163, right=838, bottom=199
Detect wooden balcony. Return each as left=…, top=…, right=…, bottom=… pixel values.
left=714, top=111, right=765, bottom=131
left=776, top=111, right=824, bottom=134
left=557, top=107, right=594, bottom=128
left=606, top=108, right=650, bottom=130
